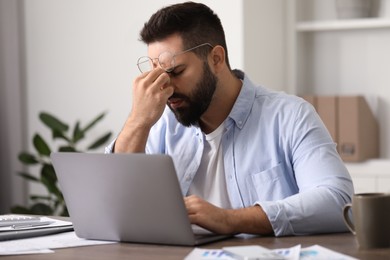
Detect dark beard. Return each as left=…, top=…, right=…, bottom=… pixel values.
left=168, top=62, right=217, bottom=127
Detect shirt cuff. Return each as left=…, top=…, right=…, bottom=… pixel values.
left=256, top=201, right=294, bottom=237
left=104, top=139, right=116, bottom=154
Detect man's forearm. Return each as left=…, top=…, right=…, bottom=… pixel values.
left=185, top=195, right=273, bottom=235
left=227, top=205, right=273, bottom=235
left=114, top=121, right=151, bottom=153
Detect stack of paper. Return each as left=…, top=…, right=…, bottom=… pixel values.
left=185, top=245, right=358, bottom=260
left=0, top=216, right=73, bottom=241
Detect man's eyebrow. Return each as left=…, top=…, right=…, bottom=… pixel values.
left=172, top=64, right=186, bottom=70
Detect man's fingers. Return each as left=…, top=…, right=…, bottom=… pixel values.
left=144, top=70, right=173, bottom=97
left=184, top=195, right=206, bottom=215
left=154, top=72, right=170, bottom=87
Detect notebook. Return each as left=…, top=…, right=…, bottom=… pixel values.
left=0, top=215, right=73, bottom=241
left=51, top=152, right=230, bottom=246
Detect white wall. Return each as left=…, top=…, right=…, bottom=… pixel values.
left=243, top=0, right=286, bottom=91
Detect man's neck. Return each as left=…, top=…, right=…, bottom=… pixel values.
left=199, top=70, right=242, bottom=134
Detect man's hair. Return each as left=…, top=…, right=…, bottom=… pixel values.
left=140, top=1, right=231, bottom=69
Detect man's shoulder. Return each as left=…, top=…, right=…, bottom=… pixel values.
left=240, top=71, right=306, bottom=108
left=234, top=72, right=313, bottom=124
left=252, top=86, right=307, bottom=112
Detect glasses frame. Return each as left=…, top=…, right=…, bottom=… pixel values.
left=137, top=43, right=214, bottom=73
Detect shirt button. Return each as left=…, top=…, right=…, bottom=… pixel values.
left=186, top=175, right=192, bottom=182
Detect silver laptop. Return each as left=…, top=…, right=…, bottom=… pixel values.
left=51, top=152, right=230, bottom=246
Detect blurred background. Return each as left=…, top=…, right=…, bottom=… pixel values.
left=1, top=0, right=390, bottom=213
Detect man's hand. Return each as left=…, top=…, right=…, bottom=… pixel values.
left=130, top=68, right=173, bottom=129
left=184, top=195, right=274, bottom=235
left=114, top=68, right=173, bottom=153
left=185, top=195, right=234, bottom=234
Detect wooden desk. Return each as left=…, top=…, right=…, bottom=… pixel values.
left=2, top=232, right=390, bottom=260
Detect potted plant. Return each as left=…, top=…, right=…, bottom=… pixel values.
left=11, top=112, right=112, bottom=216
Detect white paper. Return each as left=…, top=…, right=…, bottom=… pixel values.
left=224, top=245, right=285, bottom=259
left=272, top=244, right=301, bottom=260
left=0, top=231, right=116, bottom=256
left=185, top=248, right=235, bottom=260
left=185, top=244, right=358, bottom=260
left=0, top=249, right=54, bottom=255
left=300, top=245, right=358, bottom=260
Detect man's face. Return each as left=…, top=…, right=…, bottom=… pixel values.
left=148, top=35, right=218, bottom=127
left=167, top=61, right=217, bottom=127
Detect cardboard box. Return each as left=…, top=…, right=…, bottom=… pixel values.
left=301, top=95, right=317, bottom=109
left=300, top=95, right=338, bottom=143
left=301, top=94, right=379, bottom=162
left=317, top=96, right=338, bottom=143
left=338, top=96, right=379, bottom=162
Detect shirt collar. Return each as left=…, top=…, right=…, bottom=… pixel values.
left=227, top=69, right=257, bottom=130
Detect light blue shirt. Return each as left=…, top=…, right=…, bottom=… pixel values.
left=105, top=70, right=353, bottom=236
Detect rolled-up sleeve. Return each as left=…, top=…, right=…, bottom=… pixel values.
left=104, top=140, right=116, bottom=154
left=257, top=101, right=354, bottom=236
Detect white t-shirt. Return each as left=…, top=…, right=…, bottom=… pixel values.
left=187, top=123, right=231, bottom=209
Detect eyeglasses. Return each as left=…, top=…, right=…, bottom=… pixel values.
left=137, top=43, right=213, bottom=74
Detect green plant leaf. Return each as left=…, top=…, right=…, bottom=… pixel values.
left=52, top=129, right=71, bottom=142
left=13, top=110, right=111, bottom=216
left=87, top=132, right=112, bottom=150
left=50, top=185, right=63, bottom=200
left=40, top=112, right=69, bottom=133
left=82, top=112, right=106, bottom=133
left=60, top=206, right=69, bottom=217
left=33, top=134, right=51, bottom=156
left=40, top=163, right=57, bottom=184
left=72, top=121, right=85, bottom=143
left=17, top=172, right=39, bottom=182
left=30, top=203, right=54, bottom=215
left=59, top=146, right=77, bottom=152
left=30, top=195, right=52, bottom=201
left=41, top=179, right=62, bottom=201
left=18, top=152, right=39, bottom=164
left=40, top=164, right=64, bottom=200
left=10, top=205, right=32, bottom=215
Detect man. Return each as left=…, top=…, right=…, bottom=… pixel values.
left=105, top=2, right=353, bottom=236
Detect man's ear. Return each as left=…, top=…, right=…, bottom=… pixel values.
left=209, top=45, right=226, bottom=73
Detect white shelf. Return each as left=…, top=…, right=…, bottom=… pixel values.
left=296, top=18, right=390, bottom=32
left=288, top=1, right=390, bottom=169
left=345, top=159, right=390, bottom=193
left=345, top=159, right=390, bottom=177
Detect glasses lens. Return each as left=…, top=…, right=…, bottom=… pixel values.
left=158, top=52, right=175, bottom=72
left=137, top=56, right=153, bottom=73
